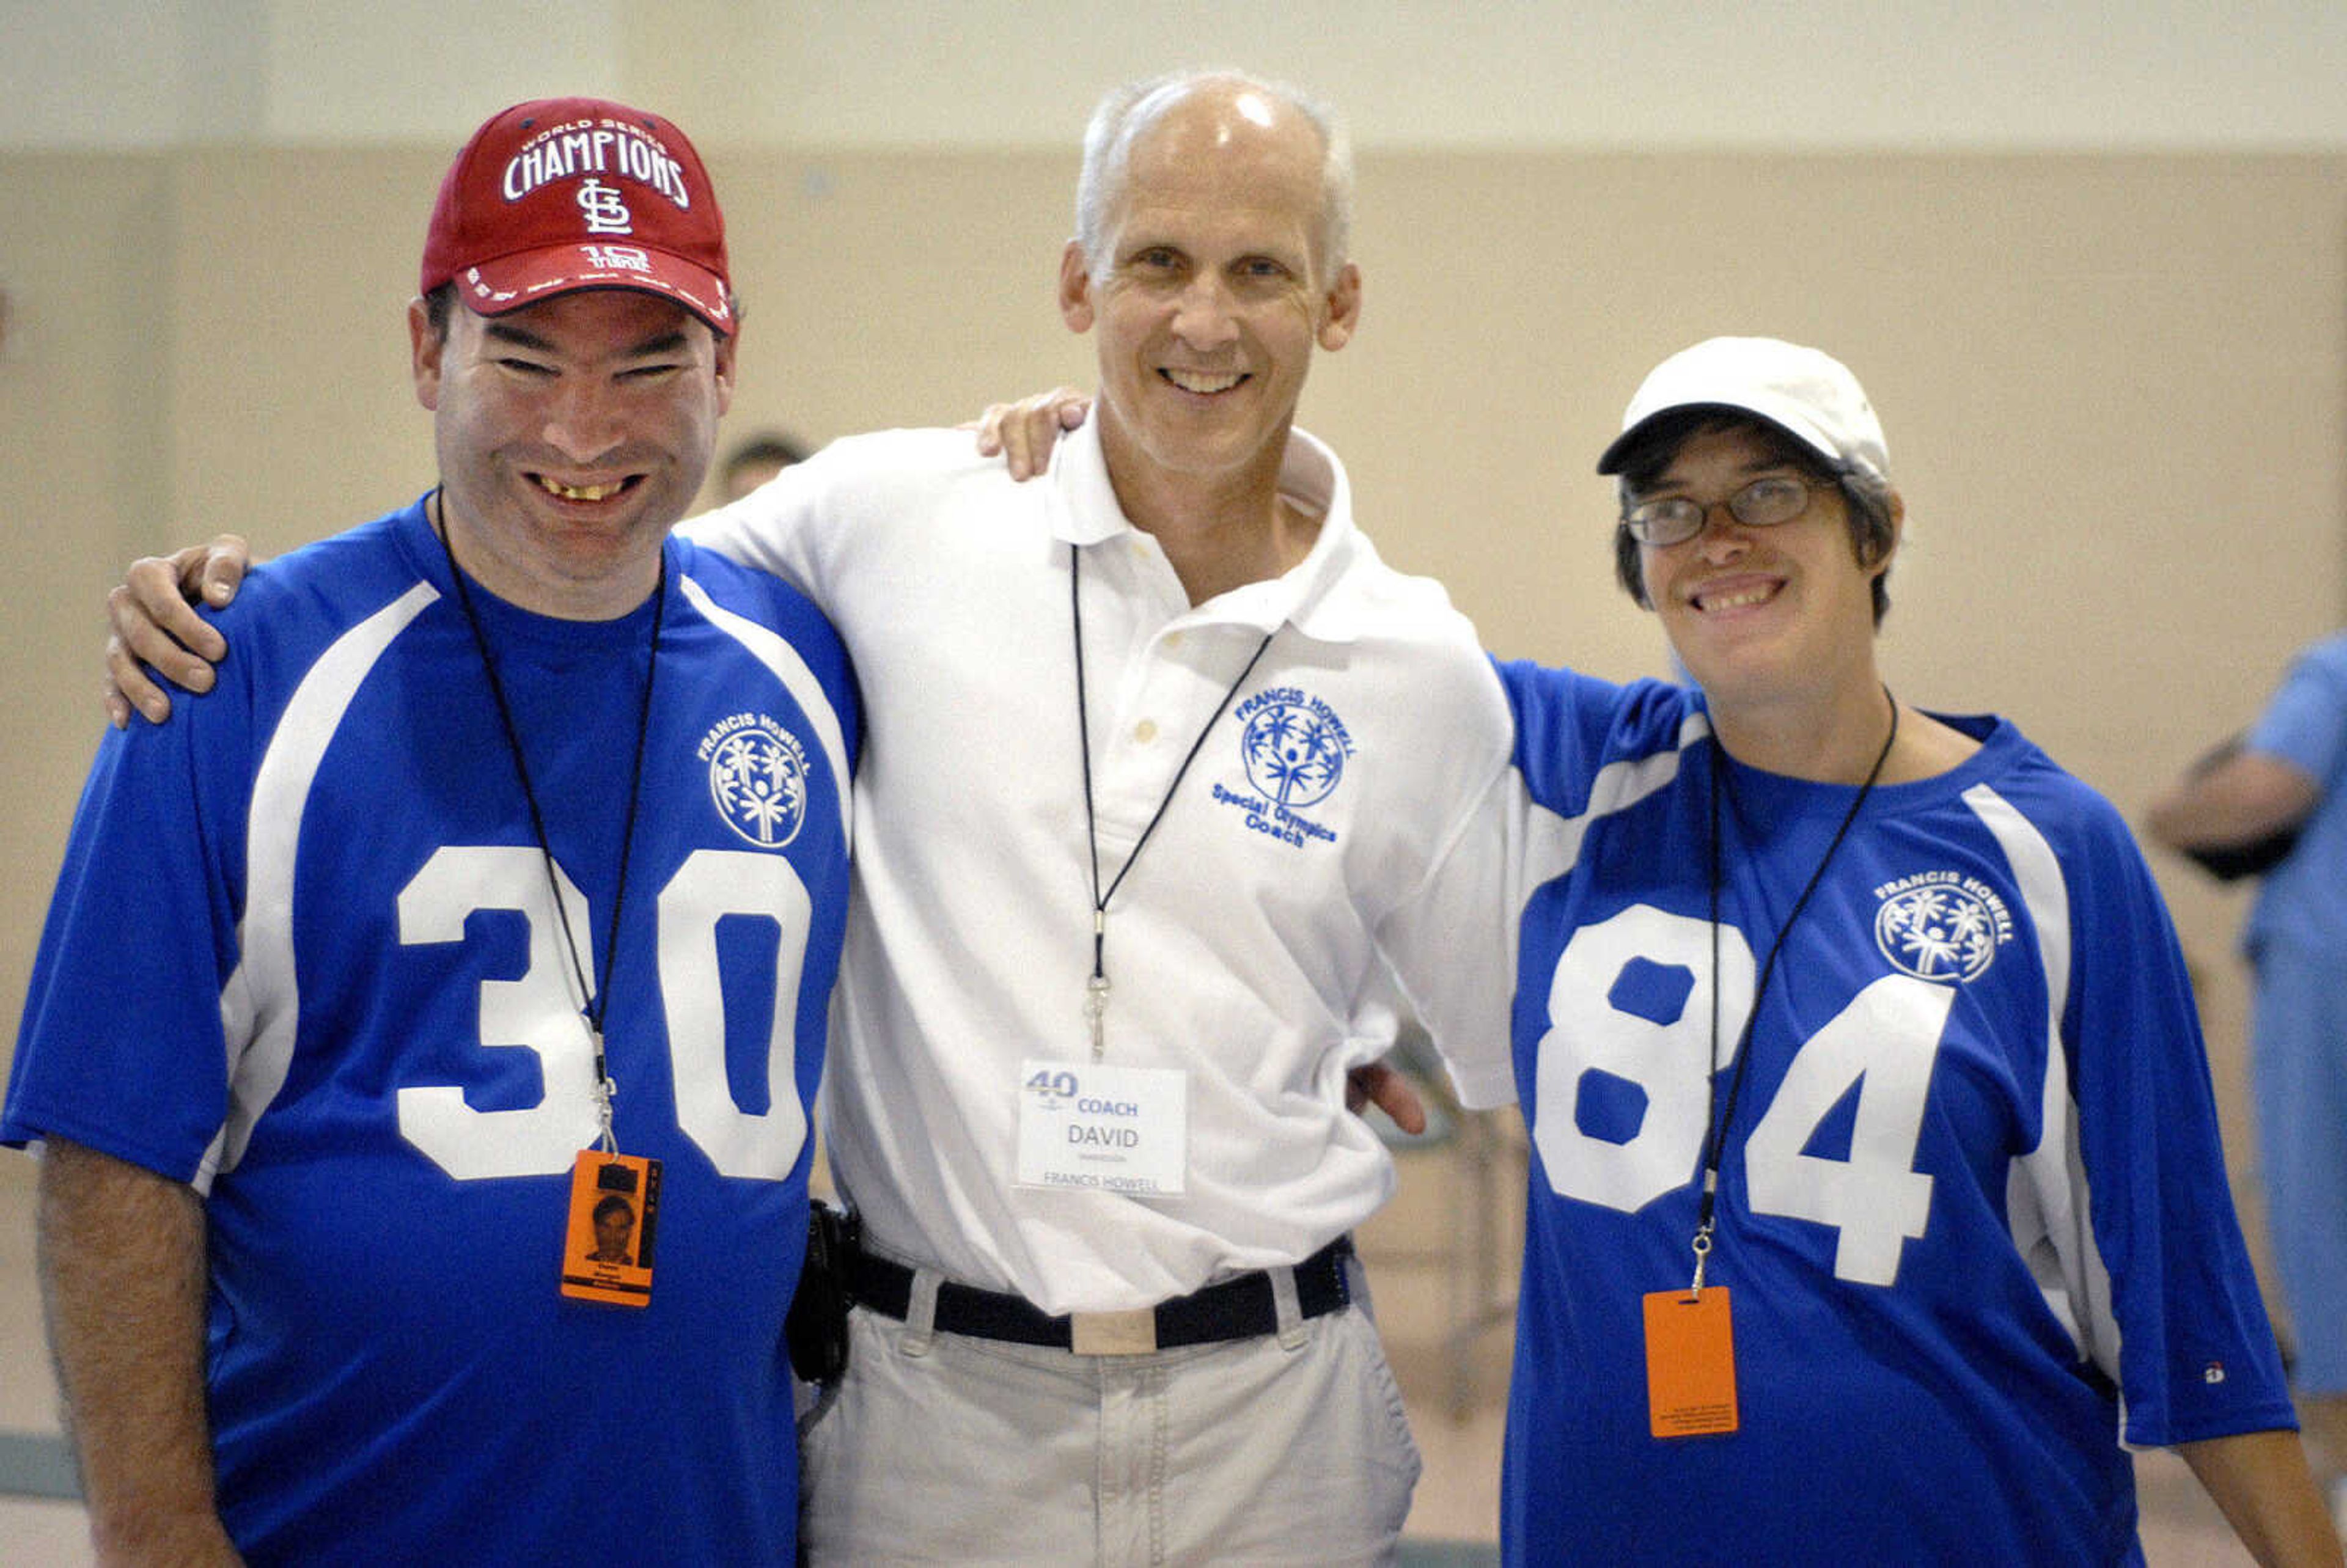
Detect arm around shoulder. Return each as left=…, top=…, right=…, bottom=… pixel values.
left=37, top=1138, right=242, bottom=1566
left=675, top=446, right=843, bottom=594
left=103, top=537, right=252, bottom=730
left=1373, top=656, right=1522, bottom=1113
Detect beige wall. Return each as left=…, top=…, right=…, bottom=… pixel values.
left=17, top=1, right=2347, bottom=151
left=3, top=144, right=2336, bottom=1288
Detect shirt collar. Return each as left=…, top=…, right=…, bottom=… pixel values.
left=1045, top=417, right=1370, bottom=643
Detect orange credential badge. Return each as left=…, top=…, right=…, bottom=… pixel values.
left=562, top=1150, right=660, bottom=1308
left=1642, top=1286, right=1739, bottom=1438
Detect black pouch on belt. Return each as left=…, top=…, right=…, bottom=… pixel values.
left=784, top=1200, right=860, bottom=1387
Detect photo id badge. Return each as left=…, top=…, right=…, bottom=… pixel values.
left=1642, top=1286, right=1739, bottom=1437
left=1015, top=1058, right=1186, bottom=1198
left=562, top=1150, right=661, bottom=1308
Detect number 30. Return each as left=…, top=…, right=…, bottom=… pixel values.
left=394, top=844, right=813, bottom=1182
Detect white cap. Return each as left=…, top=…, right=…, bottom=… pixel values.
left=1597, top=336, right=1888, bottom=480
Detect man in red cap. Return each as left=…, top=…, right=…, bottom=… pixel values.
left=5, top=98, right=857, bottom=1564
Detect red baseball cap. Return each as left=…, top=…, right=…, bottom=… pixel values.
left=421, top=97, right=733, bottom=335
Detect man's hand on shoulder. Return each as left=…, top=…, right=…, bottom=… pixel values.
left=971, top=388, right=1092, bottom=482
left=105, top=535, right=252, bottom=728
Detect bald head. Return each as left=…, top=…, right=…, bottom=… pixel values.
left=1074, top=70, right=1354, bottom=286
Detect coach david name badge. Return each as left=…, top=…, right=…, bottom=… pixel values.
left=1015, top=1058, right=1188, bottom=1198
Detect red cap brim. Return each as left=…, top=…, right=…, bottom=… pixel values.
left=451, top=243, right=734, bottom=336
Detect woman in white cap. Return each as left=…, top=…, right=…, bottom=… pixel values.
left=1489, top=336, right=2338, bottom=1564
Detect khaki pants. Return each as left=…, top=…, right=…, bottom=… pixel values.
left=798, top=1259, right=1420, bottom=1566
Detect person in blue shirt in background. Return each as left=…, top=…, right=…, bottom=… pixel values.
left=2152, top=633, right=2347, bottom=1543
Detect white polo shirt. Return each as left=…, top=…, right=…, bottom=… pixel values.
left=683, top=418, right=1516, bottom=1313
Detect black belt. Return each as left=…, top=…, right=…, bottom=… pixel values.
left=849, top=1236, right=1353, bottom=1356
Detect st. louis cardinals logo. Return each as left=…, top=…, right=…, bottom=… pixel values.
left=699, top=714, right=810, bottom=848
left=575, top=177, right=633, bottom=235
left=1871, top=870, right=2011, bottom=983
left=1208, top=687, right=1353, bottom=849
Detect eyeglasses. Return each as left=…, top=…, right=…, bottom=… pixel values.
left=1620, top=474, right=1826, bottom=546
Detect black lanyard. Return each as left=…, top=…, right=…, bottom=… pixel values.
left=433, top=494, right=664, bottom=1148
left=1689, top=689, right=1897, bottom=1291
left=1070, top=542, right=1273, bottom=1059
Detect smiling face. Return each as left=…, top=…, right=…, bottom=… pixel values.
left=1058, top=81, right=1361, bottom=504
left=411, top=287, right=735, bottom=617
left=1634, top=421, right=1895, bottom=720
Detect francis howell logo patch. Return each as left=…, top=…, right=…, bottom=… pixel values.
left=1240, top=691, right=1350, bottom=807
left=1871, top=871, right=2011, bottom=983
left=699, top=714, right=810, bottom=848
left=1208, top=687, right=1354, bottom=849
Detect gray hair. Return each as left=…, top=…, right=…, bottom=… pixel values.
left=1073, top=68, right=1354, bottom=283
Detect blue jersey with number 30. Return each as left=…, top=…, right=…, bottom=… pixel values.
left=5, top=498, right=857, bottom=1566
left=1493, top=662, right=2290, bottom=1567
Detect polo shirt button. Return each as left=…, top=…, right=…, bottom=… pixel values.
left=1134, top=719, right=1159, bottom=744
